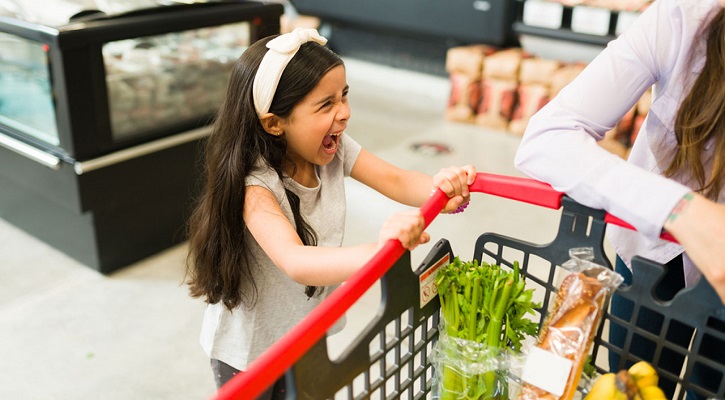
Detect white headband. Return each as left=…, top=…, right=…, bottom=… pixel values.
left=252, top=28, right=328, bottom=117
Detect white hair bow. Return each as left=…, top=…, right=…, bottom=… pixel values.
left=252, top=28, right=328, bottom=116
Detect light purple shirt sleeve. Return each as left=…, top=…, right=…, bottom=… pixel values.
left=514, top=0, right=702, bottom=241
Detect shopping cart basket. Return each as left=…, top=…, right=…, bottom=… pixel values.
left=214, top=173, right=725, bottom=400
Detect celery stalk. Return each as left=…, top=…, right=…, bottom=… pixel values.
left=435, top=258, right=539, bottom=400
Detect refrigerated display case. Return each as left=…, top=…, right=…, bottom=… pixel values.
left=0, top=0, right=283, bottom=273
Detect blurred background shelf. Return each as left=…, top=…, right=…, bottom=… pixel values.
left=290, top=0, right=520, bottom=76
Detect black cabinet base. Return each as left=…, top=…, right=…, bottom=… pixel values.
left=0, top=138, right=204, bottom=274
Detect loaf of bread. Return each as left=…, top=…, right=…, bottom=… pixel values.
left=518, top=270, right=611, bottom=400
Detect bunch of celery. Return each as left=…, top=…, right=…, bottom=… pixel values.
left=435, top=257, right=539, bottom=399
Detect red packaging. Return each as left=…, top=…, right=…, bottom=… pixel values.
left=475, top=79, right=518, bottom=131
left=446, top=72, right=481, bottom=123
left=509, top=83, right=551, bottom=136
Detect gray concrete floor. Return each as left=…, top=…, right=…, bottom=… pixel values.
left=0, top=58, right=566, bottom=399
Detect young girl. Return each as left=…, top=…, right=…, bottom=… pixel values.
left=515, top=1, right=725, bottom=398
left=185, top=28, right=476, bottom=396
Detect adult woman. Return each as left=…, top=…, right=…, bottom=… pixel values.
left=515, top=0, right=725, bottom=398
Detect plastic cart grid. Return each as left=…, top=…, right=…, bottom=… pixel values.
left=214, top=173, right=725, bottom=400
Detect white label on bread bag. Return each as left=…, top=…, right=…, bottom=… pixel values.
left=521, top=346, right=572, bottom=397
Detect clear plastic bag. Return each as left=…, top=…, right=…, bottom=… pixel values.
left=431, top=330, right=524, bottom=400
left=517, top=248, right=623, bottom=400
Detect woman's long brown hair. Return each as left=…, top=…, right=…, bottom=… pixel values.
left=668, top=8, right=725, bottom=200
left=185, top=36, right=343, bottom=310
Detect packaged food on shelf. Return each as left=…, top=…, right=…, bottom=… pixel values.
left=446, top=44, right=497, bottom=80
left=475, top=78, right=518, bottom=131
left=473, top=49, right=526, bottom=130
left=550, top=63, right=587, bottom=97
left=483, top=48, right=526, bottom=81
left=522, top=0, right=565, bottom=30
left=519, top=57, right=563, bottom=86
left=570, top=5, right=612, bottom=36
left=509, top=57, right=562, bottom=136
left=509, top=83, right=550, bottom=136
left=444, top=45, right=497, bottom=123
left=534, top=0, right=652, bottom=12
left=446, top=73, right=482, bottom=123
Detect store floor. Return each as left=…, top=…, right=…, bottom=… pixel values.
left=0, top=59, right=567, bottom=400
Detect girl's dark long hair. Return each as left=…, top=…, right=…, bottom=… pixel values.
left=669, top=8, right=725, bottom=200
left=185, top=36, right=343, bottom=310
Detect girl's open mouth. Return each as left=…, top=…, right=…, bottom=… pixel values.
left=322, top=132, right=341, bottom=153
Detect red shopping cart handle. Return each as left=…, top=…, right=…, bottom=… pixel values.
left=214, top=191, right=448, bottom=400
left=468, top=172, right=678, bottom=243
left=604, top=214, right=678, bottom=242
left=213, top=173, right=678, bottom=400
left=469, top=172, right=564, bottom=209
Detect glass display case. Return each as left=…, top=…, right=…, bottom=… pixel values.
left=0, top=0, right=283, bottom=273
left=0, top=32, right=57, bottom=145
left=102, top=22, right=248, bottom=140
left=0, top=0, right=281, bottom=160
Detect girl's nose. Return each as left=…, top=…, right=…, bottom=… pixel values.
left=336, top=101, right=350, bottom=122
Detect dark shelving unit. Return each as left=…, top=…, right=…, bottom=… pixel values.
left=0, top=1, right=283, bottom=273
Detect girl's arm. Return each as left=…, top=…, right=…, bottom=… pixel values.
left=663, top=193, right=725, bottom=304
left=244, top=185, right=429, bottom=286
left=350, top=148, right=476, bottom=212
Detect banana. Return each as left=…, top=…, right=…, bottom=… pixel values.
left=628, top=361, right=659, bottom=389
left=585, top=361, right=665, bottom=400
left=616, top=370, right=639, bottom=399
left=636, top=385, right=667, bottom=400
left=585, top=373, right=629, bottom=400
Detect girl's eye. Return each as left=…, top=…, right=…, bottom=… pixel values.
left=321, top=91, right=348, bottom=110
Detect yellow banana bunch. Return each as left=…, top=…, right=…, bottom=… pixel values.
left=585, top=373, right=629, bottom=400
left=585, top=361, right=667, bottom=400
left=628, top=361, right=659, bottom=390
left=634, top=386, right=668, bottom=400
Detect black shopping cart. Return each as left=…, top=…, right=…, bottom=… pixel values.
left=214, top=173, right=725, bottom=400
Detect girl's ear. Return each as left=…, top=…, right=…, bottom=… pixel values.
left=259, top=113, right=284, bottom=136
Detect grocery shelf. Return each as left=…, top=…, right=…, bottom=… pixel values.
left=513, top=0, right=644, bottom=49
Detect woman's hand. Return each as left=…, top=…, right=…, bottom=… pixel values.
left=433, top=165, right=477, bottom=213
left=664, top=192, right=725, bottom=304
left=378, top=209, right=430, bottom=250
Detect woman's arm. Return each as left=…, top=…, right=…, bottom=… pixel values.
left=350, top=148, right=475, bottom=212
left=515, top=0, right=693, bottom=240
left=243, top=185, right=428, bottom=286
left=663, top=193, right=725, bottom=304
